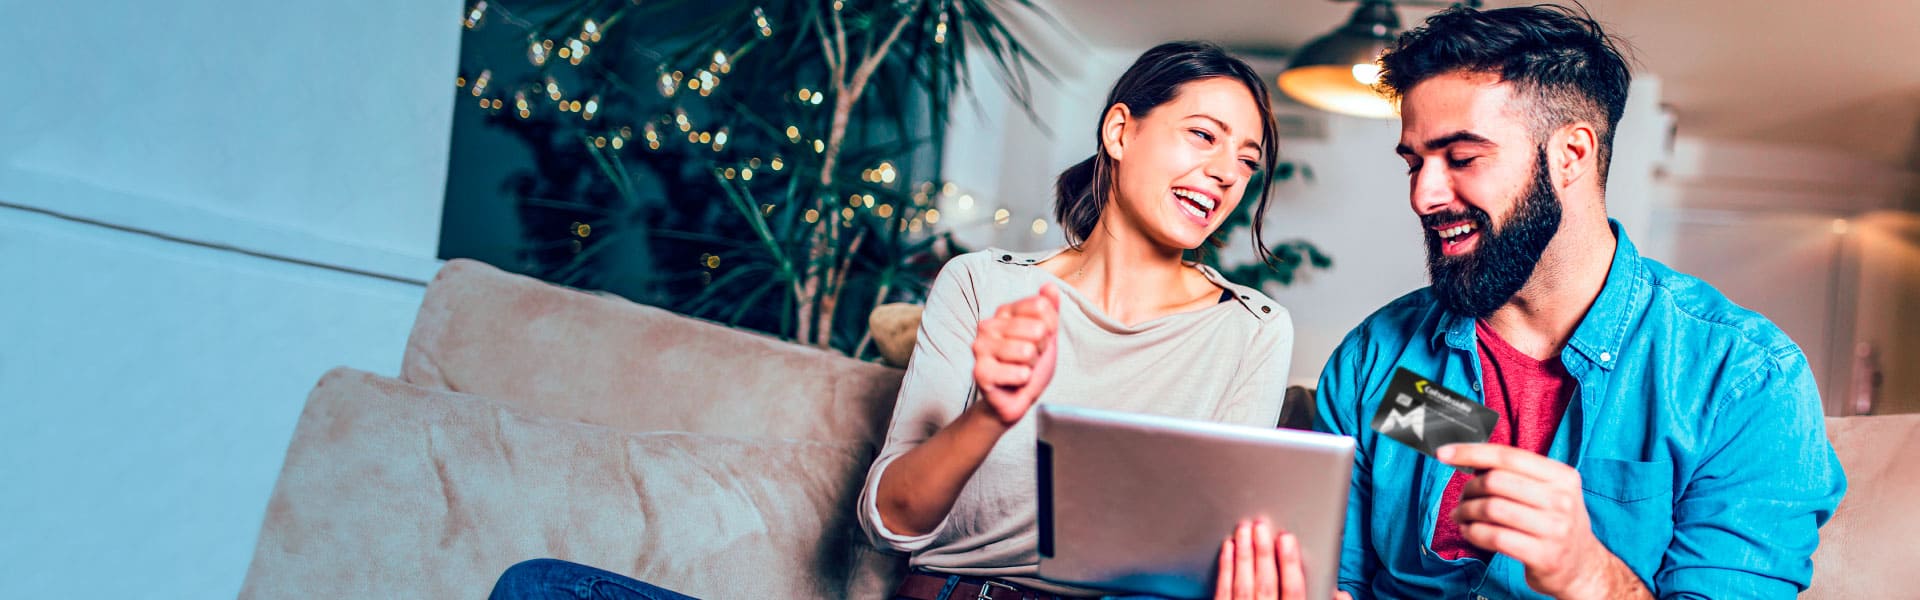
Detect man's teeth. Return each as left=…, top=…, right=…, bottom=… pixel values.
left=1438, top=224, right=1477, bottom=239
left=1173, top=189, right=1216, bottom=215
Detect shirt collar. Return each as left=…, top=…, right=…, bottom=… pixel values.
left=1430, top=219, right=1646, bottom=370
left=989, top=247, right=1283, bottom=322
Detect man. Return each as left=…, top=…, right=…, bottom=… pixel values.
left=1311, top=5, right=1845, bottom=599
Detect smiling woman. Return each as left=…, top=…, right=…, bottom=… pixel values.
left=487, top=40, right=1309, bottom=600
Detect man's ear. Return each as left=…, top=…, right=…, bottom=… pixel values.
left=1551, top=122, right=1599, bottom=189
left=1100, top=103, right=1131, bottom=162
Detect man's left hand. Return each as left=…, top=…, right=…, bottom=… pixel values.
left=1437, top=443, right=1651, bottom=600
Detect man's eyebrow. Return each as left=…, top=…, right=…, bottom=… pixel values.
left=1187, top=114, right=1264, bottom=153
left=1394, top=130, right=1495, bottom=156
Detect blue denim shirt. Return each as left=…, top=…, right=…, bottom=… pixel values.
left=1314, top=221, right=1845, bottom=599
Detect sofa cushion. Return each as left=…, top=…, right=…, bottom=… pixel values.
left=243, top=368, right=906, bottom=599
left=400, top=259, right=902, bottom=443
left=1804, top=413, right=1920, bottom=598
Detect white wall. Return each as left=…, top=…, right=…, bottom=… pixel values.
left=0, top=1, right=458, bottom=597
left=2, top=1, right=456, bottom=281
left=1652, top=136, right=1920, bottom=415
left=941, top=38, right=1667, bottom=387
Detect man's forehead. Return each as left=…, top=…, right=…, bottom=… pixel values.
left=1397, top=71, right=1528, bottom=148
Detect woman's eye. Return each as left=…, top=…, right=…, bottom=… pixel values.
left=1191, top=129, right=1216, bottom=144
left=1241, top=159, right=1260, bottom=171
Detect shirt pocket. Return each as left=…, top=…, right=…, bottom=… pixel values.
left=1579, top=457, right=1674, bottom=503
left=1579, top=457, right=1675, bottom=578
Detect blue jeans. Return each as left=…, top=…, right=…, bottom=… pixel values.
left=490, top=559, right=699, bottom=600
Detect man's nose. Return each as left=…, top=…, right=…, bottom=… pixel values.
left=1409, top=162, right=1452, bottom=215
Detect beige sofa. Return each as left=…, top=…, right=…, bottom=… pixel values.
left=242, top=259, right=1919, bottom=598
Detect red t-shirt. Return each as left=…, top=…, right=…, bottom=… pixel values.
left=1430, top=320, right=1576, bottom=561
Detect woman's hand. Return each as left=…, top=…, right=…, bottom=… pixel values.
left=1215, top=520, right=1351, bottom=600
left=969, top=284, right=1061, bottom=426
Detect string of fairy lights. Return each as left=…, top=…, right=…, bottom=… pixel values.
left=455, top=0, right=1055, bottom=264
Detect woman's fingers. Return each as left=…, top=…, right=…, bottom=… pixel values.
left=1253, top=521, right=1279, bottom=599
left=1215, top=538, right=1234, bottom=600
left=1277, top=532, right=1305, bottom=600
left=980, top=316, right=1050, bottom=348
left=972, top=360, right=1030, bottom=388
left=1233, top=521, right=1255, bottom=600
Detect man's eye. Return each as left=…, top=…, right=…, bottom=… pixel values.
left=1404, top=161, right=1421, bottom=175
left=1448, top=156, right=1478, bottom=168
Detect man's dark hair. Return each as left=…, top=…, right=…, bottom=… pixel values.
left=1377, top=4, right=1632, bottom=186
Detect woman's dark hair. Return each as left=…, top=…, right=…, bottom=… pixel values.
left=1376, top=4, right=1632, bottom=186
left=1053, top=40, right=1281, bottom=262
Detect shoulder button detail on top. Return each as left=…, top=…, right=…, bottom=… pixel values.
left=1261, top=306, right=1271, bottom=314
left=1000, top=254, right=1013, bottom=262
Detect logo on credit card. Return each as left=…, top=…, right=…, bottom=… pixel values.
left=1370, top=368, right=1498, bottom=457
left=1379, top=391, right=1427, bottom=441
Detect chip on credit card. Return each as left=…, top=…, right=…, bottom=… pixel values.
left=1370, top=367, right=1498, bottom=458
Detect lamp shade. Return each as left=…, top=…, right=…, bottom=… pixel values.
left=1278, top=0, right=1401, bottom=118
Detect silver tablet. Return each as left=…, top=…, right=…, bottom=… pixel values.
left=1035, top=403, right=1355, bottom=600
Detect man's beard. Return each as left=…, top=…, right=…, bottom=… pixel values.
left=1423, top=149, right=1562, bottom=319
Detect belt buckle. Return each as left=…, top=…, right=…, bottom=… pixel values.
left=975, top=580, right=1019, bottom=600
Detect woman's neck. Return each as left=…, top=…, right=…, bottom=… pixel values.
left=1044, top=223, right=1212, bottom=326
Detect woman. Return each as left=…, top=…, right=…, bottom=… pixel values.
left=492, top=40, right=1309, bottom=600
left=862, top=40, right=1307, bottom=600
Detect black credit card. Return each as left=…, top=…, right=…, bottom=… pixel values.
left=1370, top=367, right=1498, bottom=458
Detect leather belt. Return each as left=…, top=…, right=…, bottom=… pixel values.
left=892, top=572, right=1086, bottom=600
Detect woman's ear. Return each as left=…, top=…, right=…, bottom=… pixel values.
left=1100, top=103, right=1131, bottom=162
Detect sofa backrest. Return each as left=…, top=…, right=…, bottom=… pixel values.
left=401, top=259, right=903, bottom=444
left=1804, top=413, right=1920, bottom=598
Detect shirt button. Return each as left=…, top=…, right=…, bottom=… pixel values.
left=1600, top=351, right=1613, bottom=362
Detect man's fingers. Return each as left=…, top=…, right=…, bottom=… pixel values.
left=1453, top=496, right=1563, bottom=539
left=1460, top=468, right=1565, bottom=513
left=1253, top=521, right=1278, bottom=599
left=1278, top=532, right=1306, bottom=600
left=1458, top=520, right=1548, bottom=563
left=1437, top=443, right=1570, bottom=484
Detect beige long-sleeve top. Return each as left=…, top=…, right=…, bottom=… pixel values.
left=856, top=248, right=1295, bottom=595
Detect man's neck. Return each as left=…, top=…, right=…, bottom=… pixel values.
left=1483, top=215, right=1617, bottom=361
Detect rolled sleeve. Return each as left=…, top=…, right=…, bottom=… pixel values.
left=1654, top=353, right=1846, bottom=597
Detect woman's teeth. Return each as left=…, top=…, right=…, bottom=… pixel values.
left=1174, top=189, right=1215, bottom=218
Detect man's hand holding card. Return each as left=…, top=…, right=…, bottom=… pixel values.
left=1370, top=368, right=1651, bottom=600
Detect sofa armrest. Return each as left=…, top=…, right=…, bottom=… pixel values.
left=400, top=259, right=901, bottom=442
left=243, top=368, right=905, bottom=599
